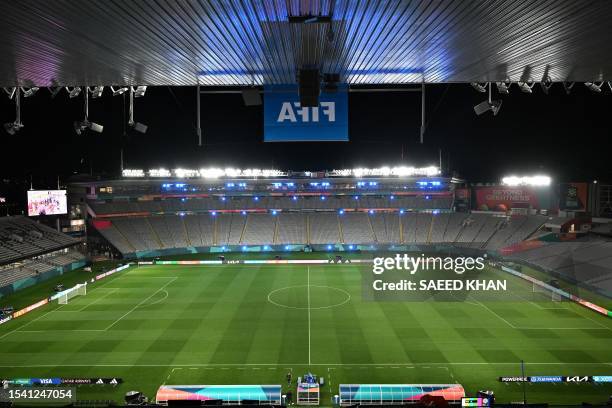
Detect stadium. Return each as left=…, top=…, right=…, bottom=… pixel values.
left=1, top=1, right=612, bottom=407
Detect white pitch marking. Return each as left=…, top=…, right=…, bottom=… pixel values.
left=104, top=277, right=177, bottom=331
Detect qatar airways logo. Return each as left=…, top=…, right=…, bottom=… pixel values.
left=277, top=102, right=336, bottom=123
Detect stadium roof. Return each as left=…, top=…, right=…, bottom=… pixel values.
left=2, top=0, right=612, bottom=87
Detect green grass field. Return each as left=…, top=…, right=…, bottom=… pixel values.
left=0, top=261, right=610, bottom=405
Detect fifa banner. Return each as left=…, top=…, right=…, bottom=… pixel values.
left=475, top=186, right=552, bottom=211
left=263, top=84, right=348, bottom=142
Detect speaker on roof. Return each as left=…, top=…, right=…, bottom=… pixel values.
left=299, top=69, right=320, bottom=107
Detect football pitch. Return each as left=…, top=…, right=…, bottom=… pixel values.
left=0, top=262, right=611, bottom=405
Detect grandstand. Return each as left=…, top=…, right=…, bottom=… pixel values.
left=0, top=217, right=85, bottom=291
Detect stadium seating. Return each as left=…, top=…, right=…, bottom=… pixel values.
left=97, top=212, right=548, bottom=253
left=0, top=249, right=86, bottom=288
left=0, top=216, right=79, bottom=265
left=88, top=195, right=454, bottom=216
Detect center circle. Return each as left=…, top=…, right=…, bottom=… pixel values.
left=267, top=285, right=351, bottom=310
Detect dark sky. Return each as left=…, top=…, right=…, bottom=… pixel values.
left=1, top=83, right=611, bottom=192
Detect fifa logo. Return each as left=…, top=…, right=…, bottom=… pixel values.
left=277, top=102, right=336, bottom=123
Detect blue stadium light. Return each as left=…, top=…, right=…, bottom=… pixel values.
left=348, top=244, right=354, bottom=250
left=321, top=196, right=326, bottom=200
left=191, top=188, right=197, bottom=192
left=221, top=196, right=226, bottom=201
left=357, top=181, right=365, bottom=187
left=264, top=245, right=271, bottom=250
left=368, top=209, right=374, bottom=214
left=226, top=182, right=235, bottom=187
left=211, top=211, right=217, bottom=216
left=369, top=182, right=377, bottom=186
left=242, top=245, right=247, bottom=251
left=425, top=195, right=431, bottom=200
left=354, top=196, right=359, bottom=200
left=322, top=182, right=330, bottom=187
left=181, top=198, right=186, bottom=202
left=241, top=211, right=247, bottom=215
left=284, top=245, right=290, bottom=250
left=399, top=209, right=405, bottom=214
left=327, top=244, right=333, bottom=250
left=338, top=209, right=344, bottom=215
left=390, top=195, right=395, bottom=200
left=272, top=182, right=282, bottom=188
left=272, top=210, right=277, bottom=215
left=433, top=209, right=440, bottom=215
left=221, top=246, right=226, bottom=250
left=286, top=182, right=295, bottom=187
left=254, top=196, right=259, bottom=201
left=179, top=212, right=185, bottom=217
left=292, top=196, right=298, bottom=201
left=176, top=183, right=186, bottom=188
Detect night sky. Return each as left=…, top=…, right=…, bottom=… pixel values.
left=1, top=83, right=610, bottom=194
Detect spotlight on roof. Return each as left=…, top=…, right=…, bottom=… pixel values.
left=470, top=82, right=487, bottom=93
left=133, top=86, right=147, bottom=97
left=21, top=87, right=39, bottom=97
left=3, top=87, right=16, bottom=99
left=74, top=120, right=103, bottom=135
left=517, top=82, right=534, bottom=93
left=585, top=82, right=604, bottom=93
left=4, top=121, right=23, bottom=135
left=495, top=82, right=510, bottom=94
left=130, top=121, right=148, bottom=134
left=66, top=86, right=81, bottom=98
left=90, top=86, right=104, bottom=98
left=110, top=86, right=128, bottom=96
left=473, top=99, right=502, bottom=116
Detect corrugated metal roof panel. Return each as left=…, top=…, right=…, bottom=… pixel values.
left=0, top=0, right=611, bottom=86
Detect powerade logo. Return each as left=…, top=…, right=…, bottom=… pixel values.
left=264, top=85, right=348, bottom=142
left=277, top=102, right=335, bottom=123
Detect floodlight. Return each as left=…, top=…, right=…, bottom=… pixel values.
left=585, top=82, right=604, bottom=93
left=110, top=86, right=128, bottom=96
left=74, top=121, right=84, bottom=135
left=495, top=82, right=510, bottom=94
left=88, top=121, right=104, bottom=133
left=517, top=82, right=534, bottom=93
left=133, top=85, right=147, bottom=97
left=130, top=122, right=148, bottom=134
left=3, top=87, right=16, bottom=99
left=21, top=87, right=39, bottom=97
left=4, top=121, right=23, bottom=135
left=470, top=82, right=487, bottom=93
left=128, top=86, right=148, bottom=133
left=90, top=86, right=104, bottom=98
left=474, top=99, right=502, bottom=116
left=66, top=86, right=81, bottom=98
left=562, top=82, right=575, bottom=95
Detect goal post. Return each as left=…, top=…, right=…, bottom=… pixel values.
left=57, top=283, right=87, bottom=304
left=533, top=282, right=564, bottom=302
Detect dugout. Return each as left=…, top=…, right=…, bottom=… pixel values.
left=338, top=384, right=465, bottom=405
left=156, top=385, right=282, bottom=406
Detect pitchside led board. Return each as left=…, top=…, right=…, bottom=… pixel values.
left=263, top=84, right=348, bottom=142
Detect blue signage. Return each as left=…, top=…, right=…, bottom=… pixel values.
left=529, top=376, right=563, bottom=383
left=264, top=84, right=348, bottom=142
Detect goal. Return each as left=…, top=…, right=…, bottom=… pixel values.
left=58, top=283, right=87, bottom=304
left=533, top=282, right=564, bottom=302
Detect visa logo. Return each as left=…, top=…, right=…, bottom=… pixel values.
left=277, top=102, right=335, bottom=123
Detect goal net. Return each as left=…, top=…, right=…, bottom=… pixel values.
left=533, top=282, right=564, bottom=302
left=58, top=283, right=87, bottom=304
